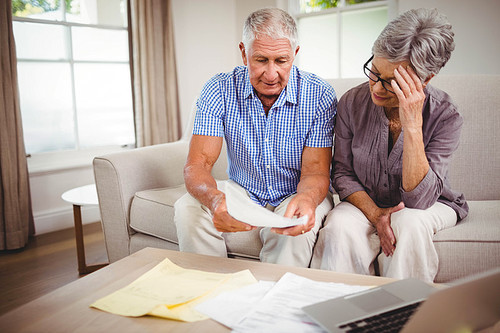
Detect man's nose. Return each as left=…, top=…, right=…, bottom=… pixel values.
left=263, top=62, right=279, bottom=81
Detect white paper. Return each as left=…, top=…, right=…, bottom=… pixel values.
left=225, top=180, right=308, bottom=228
left=195, top=280, right=275, bottom=328
left=196, top=272, right=371, bottom=333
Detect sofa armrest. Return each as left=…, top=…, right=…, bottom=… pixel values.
left=93, top=140, right=190, bottom=262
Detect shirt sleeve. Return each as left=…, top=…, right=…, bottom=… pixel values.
left=332, top=92, right=367, bottom=199
left=400, top=100, right=463, bottom=209
left=304, top=85, right=337, bottom=148
left=192, top=75, right=225, bottom=137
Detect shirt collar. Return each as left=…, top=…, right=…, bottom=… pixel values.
left=243, top=65, right=299, bottom=107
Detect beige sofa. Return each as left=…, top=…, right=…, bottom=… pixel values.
left=93, top=75, right=500, bottom=283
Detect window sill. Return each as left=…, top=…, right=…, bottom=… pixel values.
left=27, top=145, right=135, bottom=176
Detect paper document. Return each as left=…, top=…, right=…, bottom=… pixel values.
left=195, top=280, right=276, bottom=328
left=225, top=180, right=308, bottom=228
left=90, top=258, right=257, bottom=322
left=197, top=272, right=370, bottom=332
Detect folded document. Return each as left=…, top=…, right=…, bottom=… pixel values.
left=225, top=180, right=308, bottom=228
left=90, top=258, right=257, bottom=322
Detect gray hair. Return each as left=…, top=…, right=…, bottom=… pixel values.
left=372, top=8, right=455, bottom=82
left=242, top=8, right=298, bottom=53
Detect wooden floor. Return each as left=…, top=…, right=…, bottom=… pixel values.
left=0, top=222, right=108, bottom=316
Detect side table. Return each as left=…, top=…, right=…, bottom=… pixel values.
left=62, top=184, right=108, bottom=275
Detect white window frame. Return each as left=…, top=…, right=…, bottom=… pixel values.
left=13, top=4, right=135, bottom=175
left=289, top=0, right=398, bottom=78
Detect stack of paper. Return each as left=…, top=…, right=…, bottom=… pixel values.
left=90, top=258, right=257, bottom=322
left=196, top=272, right=371, bottom=332
left=91, top=258, right=370, bottom=331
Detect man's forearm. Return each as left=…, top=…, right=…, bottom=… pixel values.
left=296, top=173, right=330, bottom=206
left=184, top=164, right=223, bottom=214
left=298, top=146, right=332, bottom=207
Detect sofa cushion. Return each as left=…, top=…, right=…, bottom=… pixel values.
left=130, top=232, right=179, bottom=254
left=433, top=200, right=500, bottom=282
left=130, top=184, right=263, bottom=259
left=433, top=200, right=500, bottom=242
left=224, top=228, right=262, bottom=259
left=130, top=184, right=186, bottom=244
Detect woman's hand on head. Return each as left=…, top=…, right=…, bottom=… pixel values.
left=391, top=66, right=426, bottom=131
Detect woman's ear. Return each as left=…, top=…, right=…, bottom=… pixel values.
left=423, top=74, right=435, bottom=88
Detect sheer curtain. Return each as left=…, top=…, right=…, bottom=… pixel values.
left=0, top=1, right=35, bottom=250
left=129, top=0, right=181, bottom=147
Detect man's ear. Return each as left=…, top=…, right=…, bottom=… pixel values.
left=294, top=45, right=300, bottom=57
left=239, top=42, right=247, bottom=66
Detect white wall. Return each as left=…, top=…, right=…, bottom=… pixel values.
left=29, top=0, right=499, bottom=235
left=171, top=0, right=239, bottom=132
left=27, top=146, right=126, bottom=235
left=171, top=0, right=282, bottom=131
left=30, top=167, right=100, bottom=235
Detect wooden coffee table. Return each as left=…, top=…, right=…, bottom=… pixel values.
left=0, top=248, right=395, bottom=332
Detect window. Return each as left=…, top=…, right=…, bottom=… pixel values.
left=12, top=0, right=135, bottom=155
left=291, top=0, right=391, bottom=79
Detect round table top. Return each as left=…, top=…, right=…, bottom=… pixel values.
left=61, top=184, right=98, bottom=206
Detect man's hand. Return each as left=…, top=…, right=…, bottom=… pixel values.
left=271, top=146, right=331, bottom=237
left=271, top=193, right=315, bottom=236
left=211, top=192, right=256, bottom=233
left=372, top=201, right=405, bottom=256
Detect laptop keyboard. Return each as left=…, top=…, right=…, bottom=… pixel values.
left=338, top=301, right=422, bottom=333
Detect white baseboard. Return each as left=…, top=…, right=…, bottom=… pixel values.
left=33, top=206, right=101, bottom=235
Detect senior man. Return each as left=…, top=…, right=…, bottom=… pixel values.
left=174, top=8, right=337, bottom=267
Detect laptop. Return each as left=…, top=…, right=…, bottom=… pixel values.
left=302, top=268, right=500, bottom=333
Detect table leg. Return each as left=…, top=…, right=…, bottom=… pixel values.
left=72, top=205, right=108, bottom=275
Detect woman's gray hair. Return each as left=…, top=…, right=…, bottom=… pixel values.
left=372, top=8, right=455, bottom=82
left=242, top=8, right=298, bottom=53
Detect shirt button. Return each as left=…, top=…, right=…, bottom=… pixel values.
left=269, top=186, right=273, bottom=190
left=266, top=165, right=270, bottom=169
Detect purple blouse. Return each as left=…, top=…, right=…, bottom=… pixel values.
left=332, top=82, right=468, bottom=220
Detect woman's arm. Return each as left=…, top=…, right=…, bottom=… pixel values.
left=392, top=66, right=462, bottom=209
left=392, top=65, right=430, bottom=192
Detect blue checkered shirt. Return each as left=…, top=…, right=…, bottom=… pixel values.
left=193, top=65, right=337, bottom=207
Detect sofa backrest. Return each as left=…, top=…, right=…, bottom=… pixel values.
left=426, top=75, right=500, bottom=200
left=183, top=98, right=230, bottom=181
left=187, top=75, right=500, bottom=201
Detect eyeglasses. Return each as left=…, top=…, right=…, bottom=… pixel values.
left=363, top=55, right=395, bottom=94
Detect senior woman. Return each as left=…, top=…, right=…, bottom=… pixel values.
left=311, top=8, right=468, bottom=282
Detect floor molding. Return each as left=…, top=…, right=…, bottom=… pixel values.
left=33, top=206, right=100, bottom=235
